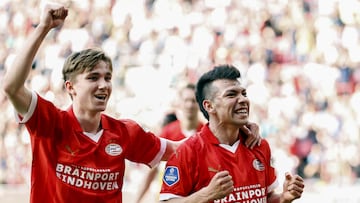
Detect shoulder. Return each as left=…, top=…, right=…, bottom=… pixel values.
left=36, top=93, right=58, bottom=110
left=103, top=116, right=139, bottom=127
left=34, top=93, right=66, bottom=118
left=101, top=116, right=145, bottom=133
left=120, top=119, right=149, bottom=132
left=177, top=133, right=204, bottom=152
left=250, top=138, right=272, bottom=161
left=259, top=138, right=271, bottom=148
left=249, top=138, right=271, bottom=153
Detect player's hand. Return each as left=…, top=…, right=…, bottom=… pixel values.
left=240, top=122, right=261, bottom=149
left=281, top=172, right=305, bottom=202
left=205, top=170, right=234, bottom=201
left=40, top=3, right=68, bottom=30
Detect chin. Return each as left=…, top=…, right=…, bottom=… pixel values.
left=235, top=119, right=248, bottom=125
left=94, top=105, right=107, bottom=112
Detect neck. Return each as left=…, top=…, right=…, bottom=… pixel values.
left=208, top=121, right=239, bottom=146
left=73, top=108, right=102, bottom=133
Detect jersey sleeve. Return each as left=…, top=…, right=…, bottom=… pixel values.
left=122, top=119, right=166, bottom=167
left=21, top=92, right=64, bottom=138
left=15, top=91, right=38, bottom=124
left=159, top=142, right=196, bottom=201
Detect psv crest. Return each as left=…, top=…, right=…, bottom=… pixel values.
left=252, top=159, right=265, bottom=171
left=163, top=166, right=179, bottom=186
left=105, top=143, right=122, bottom=156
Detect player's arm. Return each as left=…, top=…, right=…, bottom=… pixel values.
left=159, top=170, right=233, bottom=203
left=2, top=4, right=68, bottom=116
left=267, top=173, right=305, bottom=203
left=240, top=121, right=262, bottom=149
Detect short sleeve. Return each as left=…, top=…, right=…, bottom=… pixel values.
left=123, top=119, right=166, bottom=167
left=159, top=143, right=195, bottom=200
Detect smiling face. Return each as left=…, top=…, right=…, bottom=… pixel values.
left=204, top=79, right=249, bottom=126
left=65, top=60, right=112, bottom=113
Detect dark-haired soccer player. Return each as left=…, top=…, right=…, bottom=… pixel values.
left=159, top=65, right=304, bottom=203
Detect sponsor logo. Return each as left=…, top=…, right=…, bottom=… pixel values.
left=214, top=184, right=267, bottom=203
left=252, top=159, right=265, bottom=171
left=56, top=163, right=120, bottom=191
left=163, top=166, right=179, bottom=186
left=105, top=143, right=122, bottom=156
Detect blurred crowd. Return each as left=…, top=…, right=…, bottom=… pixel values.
left=0, top=0, right=360, bottom=191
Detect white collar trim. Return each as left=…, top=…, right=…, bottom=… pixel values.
left=219, top=140, right=240, bottom=153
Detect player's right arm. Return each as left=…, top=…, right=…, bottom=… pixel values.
left=2, top=5, right=67, bottom=116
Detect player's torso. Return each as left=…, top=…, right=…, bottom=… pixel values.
left=193, top=138, right=268, bottom=202
left=32, top=125, right=126, bottom=203
left=54, top=128, right=126, bottom=189
left=29, top=113, right=128, bottom=202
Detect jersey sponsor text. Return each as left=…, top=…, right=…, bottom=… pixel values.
left=56, top=163, right=120, bottom=191
left=214, top=184, right=266, bottom=203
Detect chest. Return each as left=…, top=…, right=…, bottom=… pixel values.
left=52, top=129, right=127, bottom=171
left=196, top=144, right=267, bottom=187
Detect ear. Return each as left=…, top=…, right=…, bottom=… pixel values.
left=64, top=80, right=75, bottom=95
left=203, top=99, right=215, bottom=114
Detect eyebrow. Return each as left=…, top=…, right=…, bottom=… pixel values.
left=225, top=86, right=245, bottom=92
left=86, top=70, right=112, bottom=75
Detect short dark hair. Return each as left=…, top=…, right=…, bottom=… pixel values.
left=195, top=64, right=241, bottom=120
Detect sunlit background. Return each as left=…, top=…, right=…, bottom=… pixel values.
left=1, top=0, right=360, bottom=202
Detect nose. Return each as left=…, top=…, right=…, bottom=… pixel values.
left=237, top=94, right=249, bottom=103
left=98, top=78, right=110, bottom=89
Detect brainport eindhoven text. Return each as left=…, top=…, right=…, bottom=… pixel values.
left=56, top=163, right=120, bottom=191
left=213, top=184, right=267, bottom=203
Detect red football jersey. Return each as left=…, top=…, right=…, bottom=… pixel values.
left=159, top=120, right=203, bottom=141
left=19, top=94, right=165, bottom=203
left=159, top=124, right=278, bottom=203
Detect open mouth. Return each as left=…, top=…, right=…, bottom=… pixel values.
left=234, top=108, right=248, bottom=116
left=95, top=94, right=107, bottom=101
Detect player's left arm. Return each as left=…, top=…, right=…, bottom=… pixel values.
left=267, top=172, right=305, bottom=203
